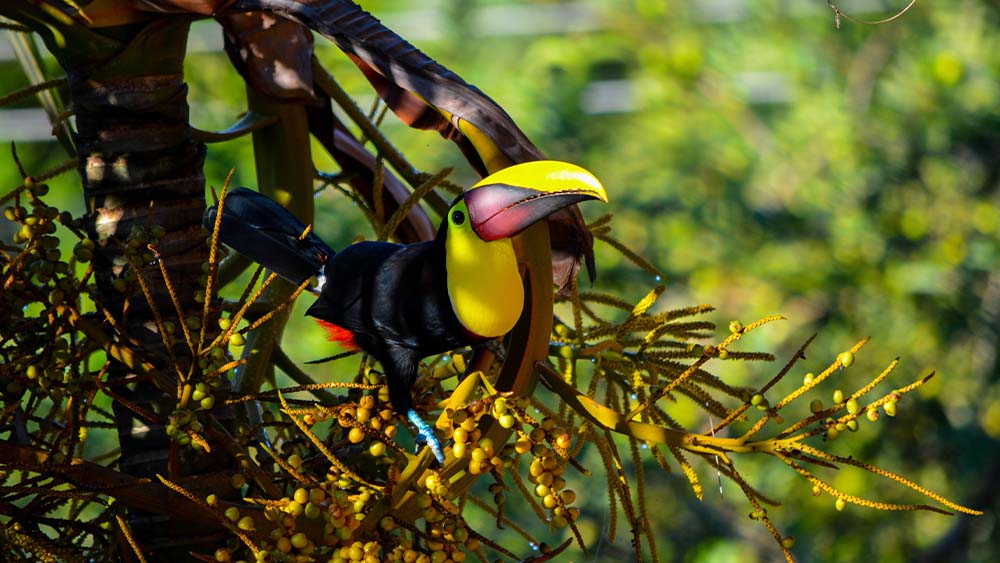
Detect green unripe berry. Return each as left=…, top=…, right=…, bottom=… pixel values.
left=846, top=419, right=859, bottom=432
left=846, top=398, right=860, bottom=415
left=497, top=413, right=516, bottom=429
left=781, top=536, right=796, bottom=549
left=294, top=488, right=309, bottom=504
left=308, top=488, right=325, bottom=504
left=729, top=320, right=743, bottom=334
left=276, top=537, right=292, bottom=554
left=884, top=400, right=897, bottom=417
left=290, top=532, right=308, bottom=549
left=224, top=507, right=240, bottom=521
left=866, top=408, right=881, bottom=422
left=229, top=333, right=245, bottom=347
left=838, top=351, right=854, bottom=367
left=810, top=399, right=824, bottom=414
left=835, top=498, right=847, bottom=511
left=832, top=389, right=845, bottom=404
left=73, top=246, right=93, bottom=262
left=304, top=502, right=321, bottom=519
left=750, top=393, right=764, bottom=406
left=192, top=383, right=209, bottom=401
left=237, top=516, right=255, bottom=531
left=218, top=317, right=233, bottom=330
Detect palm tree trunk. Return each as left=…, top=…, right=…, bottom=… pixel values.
left=54, top=16, right=234, bottom=560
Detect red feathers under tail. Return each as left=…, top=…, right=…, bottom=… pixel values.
left=315, top=320, right=359, bottom=351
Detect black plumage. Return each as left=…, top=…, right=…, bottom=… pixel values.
left=206, top=188, right=474, bottom=420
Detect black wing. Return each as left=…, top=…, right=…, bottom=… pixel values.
left=204, top=187, right=334, bottom=284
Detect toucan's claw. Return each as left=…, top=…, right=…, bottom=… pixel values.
left=408, top=409, right=445, bottom=465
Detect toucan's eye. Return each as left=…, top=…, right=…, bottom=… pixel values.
left=451, top=209, right=466, bottom=225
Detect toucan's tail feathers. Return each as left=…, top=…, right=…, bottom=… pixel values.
left=204, top=187, right=334, bottom=284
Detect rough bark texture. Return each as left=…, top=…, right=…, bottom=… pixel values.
left=64, top=18, right=234, bottom=561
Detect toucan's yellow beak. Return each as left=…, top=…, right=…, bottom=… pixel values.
left=464, top=160, right=608, bottom=242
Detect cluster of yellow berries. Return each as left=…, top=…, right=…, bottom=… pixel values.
left=208, top=468, right=384, bottom=563
left=336, top=394, right=397, bottom=458
left=521, top=418, right=579, bottom=529
left=408, top=488, right=473, bottom=563
left=448, top=408, right=504, bottom=476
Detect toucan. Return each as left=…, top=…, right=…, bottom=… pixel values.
left=205, top=160, right=607, bottom=463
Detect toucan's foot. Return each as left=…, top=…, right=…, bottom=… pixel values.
left=408, top=409, right=445, bottom=465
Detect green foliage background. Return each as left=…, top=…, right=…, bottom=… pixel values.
left=2, top=1, right=997, bottom=561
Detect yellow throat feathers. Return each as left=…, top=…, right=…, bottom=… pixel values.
left=445, top=202, right=524, bottom=338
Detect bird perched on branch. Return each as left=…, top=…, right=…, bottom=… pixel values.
left=205, top=160, right=607, bottom=463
